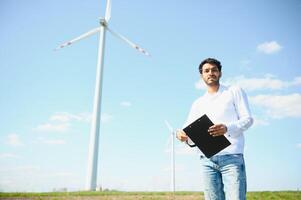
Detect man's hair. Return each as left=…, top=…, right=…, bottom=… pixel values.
left=199, top=58, right=222, bottom=74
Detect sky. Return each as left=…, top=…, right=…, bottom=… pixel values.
left=1, top=0, right=301, bottom=192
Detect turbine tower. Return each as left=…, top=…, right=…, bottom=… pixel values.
left=164, top=120, right=176, bottom=192
left=55, top=0, right=150, bottom=191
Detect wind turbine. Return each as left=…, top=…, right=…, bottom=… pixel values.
left=55, top=0, right=150, bottom=191
left=164, top=120, right=176, bottom=192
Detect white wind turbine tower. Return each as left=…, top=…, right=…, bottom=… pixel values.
left=164, top=120, right=176, bottom=192
left=55, top=0, right=150, bottom=191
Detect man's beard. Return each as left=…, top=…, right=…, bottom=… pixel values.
left=205, top=76, right=220, bottom=86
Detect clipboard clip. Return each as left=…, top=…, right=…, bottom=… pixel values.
left=186, top=141, right=197, bottom=148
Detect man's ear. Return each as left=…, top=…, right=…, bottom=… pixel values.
left=201, top=73, right=205, bottom=80
left=219, top=71, right=222, bottom=78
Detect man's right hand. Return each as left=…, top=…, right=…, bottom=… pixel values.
left=176, top=130, right=188, bottom=142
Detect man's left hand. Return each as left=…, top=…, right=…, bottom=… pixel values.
left=208, top=124, right=227, bottom=137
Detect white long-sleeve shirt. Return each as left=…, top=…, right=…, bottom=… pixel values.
left=183, top=84, right=253, bottom=155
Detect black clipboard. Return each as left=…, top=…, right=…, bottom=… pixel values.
left=183, top=114, right=231, bottom=158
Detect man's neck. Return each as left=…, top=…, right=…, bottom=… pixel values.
left=207, top=84, right=220, bottom=94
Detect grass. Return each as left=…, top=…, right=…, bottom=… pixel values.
left=0, top=191, right=300, bottom=200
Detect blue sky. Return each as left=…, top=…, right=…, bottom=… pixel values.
left=1, top=0, right=301, bottom=192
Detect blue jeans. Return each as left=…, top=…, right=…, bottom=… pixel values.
left=200, top=154, right=246, bottom=200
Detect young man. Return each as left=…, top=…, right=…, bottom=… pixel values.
left=176, top=58, right=253, bottom=200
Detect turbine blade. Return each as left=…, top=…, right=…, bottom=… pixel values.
left=106, top=27, right=151, bottom=56
left=54, top=27, right=100, bottom=50
left=105, top=0, right=111, bottom=22
left=164, top=120, right=174, bottom=133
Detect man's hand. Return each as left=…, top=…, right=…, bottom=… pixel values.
left=176, top=129, right=188, bottom=142
left=208, top=124, right=227, bottom=137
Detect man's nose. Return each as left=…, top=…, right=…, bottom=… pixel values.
left=208, top=70, right=214, bottom=74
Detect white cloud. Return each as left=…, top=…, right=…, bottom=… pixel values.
left=48, top=172, right=73, bottom=177
left=0, top=166, right=80, bottom=192
left=250, top=93, right=301, bottom=118
left=222, top=75, right=301, bottom=92
left=252, top=118, right=270, bottom=127
left=50, top=111, right=113, bottom=123
left=50, top=112, right=91, bottom=123
left=101, top=113, right=113, bottom=123
left=0, top=165, right=41, bottom=173
left=0, top=153, right=19, bottom=159
left=297, top=143, right=301, bottom=149
left=7, top=133, right=23, bottom=147
left=34, top=137, right=66, bottom=145
left=120, top=101, right=132, bottom=107
left=34, top=111, right=113, bottom=134
left=224, top=75, right=284, bottom=91
left=195, top=74, right=301, bottom=92
left=50, top=113, right=71, bottom=122
left=34, top=112, right=88, bottom=133
left=43, top=139, right=65, bottom=145
left=195, top=79, right=206, bottom=90
left=33, top=123, right=70, bottom=133
left=291, top=76, right=301, bottom=86
left=257, top=41, right=282, bottom=54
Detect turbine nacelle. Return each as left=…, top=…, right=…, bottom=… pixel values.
left=99, top=18, right=108, bottom=27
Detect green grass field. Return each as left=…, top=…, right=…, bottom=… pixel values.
left=0, top=191, right=300, bottom=200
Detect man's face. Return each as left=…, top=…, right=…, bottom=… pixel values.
left=201, top=63, right=221, bottom=86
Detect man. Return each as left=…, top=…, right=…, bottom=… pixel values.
left=176, top=58, right=253, bottom=200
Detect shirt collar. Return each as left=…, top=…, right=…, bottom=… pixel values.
left=204, top=84, right=226, bottom=97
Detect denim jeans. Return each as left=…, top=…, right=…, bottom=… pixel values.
left=200, top=154, right=246, bottom=200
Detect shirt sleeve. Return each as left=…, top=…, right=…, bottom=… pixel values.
left=225, top=86, right=254, bottom=138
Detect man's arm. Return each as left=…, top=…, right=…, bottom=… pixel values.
left=177, top=102, right=198, bottom=146
left=225, top=86, right=253, bottom=138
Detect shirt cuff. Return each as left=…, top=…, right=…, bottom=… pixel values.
left=225, top=123, right=239, bottom=138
